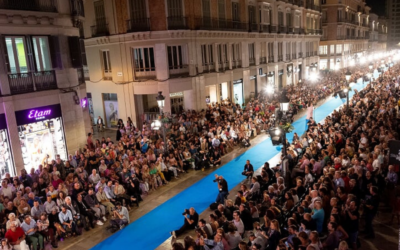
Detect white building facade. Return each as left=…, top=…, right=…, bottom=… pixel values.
left=0, top=0, right=91, bottom=176
left=83, top=0, right=321, bottom=128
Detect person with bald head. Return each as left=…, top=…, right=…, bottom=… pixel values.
left=309, top=190, right=321, bottom=210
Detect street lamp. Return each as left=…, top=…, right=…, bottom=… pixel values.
left=156, top=91, right=165, bottom=115
left=279, top=90, right=290, bottom=158
left=344, top=69, right=351, bottom=112
left=345, top=69, right=352, bottom=83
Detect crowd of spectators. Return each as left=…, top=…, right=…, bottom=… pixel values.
left=170, top=62, right=400, bottom=250
left=0, top=58, right=396, bottom=250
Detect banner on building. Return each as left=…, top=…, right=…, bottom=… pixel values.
left=104, top=100, right=119, bottom=128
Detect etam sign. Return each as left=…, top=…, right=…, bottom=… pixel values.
left=15, top=104, right=62, bottom=126
left=28, top=109, right=51, bottom=120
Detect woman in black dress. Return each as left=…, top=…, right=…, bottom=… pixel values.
left=116, top=119, right=124, bottom=141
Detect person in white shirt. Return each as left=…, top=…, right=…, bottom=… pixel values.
left=0, top=180, right=15, bottom=200
left=232, top=211, right=244, bottom=235
left=98, top=160, right=107, bottom=176
left=88, top=169, right=101, bottom=185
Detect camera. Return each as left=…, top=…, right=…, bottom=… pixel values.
left=182, top=209, right=189, bottom=215
left=213, top=179, right=218, bottom=183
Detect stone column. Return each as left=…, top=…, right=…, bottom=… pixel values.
left=2, top=98, right=22, bottom=175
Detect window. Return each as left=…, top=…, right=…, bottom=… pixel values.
left=286, top=12, right=292, bottom=27
left=94, top=0, right=106, bottom=25
left=231, top=43, right=240, bottom=61
left=232, top=2, right=240, bottom=21
left=5, top=37, right=28, bottom=73
left=268, top=42, right=274, bottom=60
left=167, top=45, right=186, bottom=69
left=128, top=0, right=147, bottom=20
left=248, top=43, right=255, bottom=65
left=260, top=5, right=270, bottom=24
left=330, top=45, right=335, bottom=55
left=295, top=15, right=300, bottom=27
left=218, top=0, right=225, bottom=20
left=32, top=37, right=52, bottom=72
left=202, top=0, right=211, bottom=18
left=286, top=42, right=291, bottom=60
left=101, top=50, right=112, bottom=78
left=217, top=44, right=228, bottom=64
left=201, top=44, right=214, bottom=66
left=278, top=12, right=284, bottom=26
left=248, top=5, right=256, bottom=24
left=132, top=47, right=155, bottom=72
left=292, top=42, right=296, bottom=56
left=278, top=42, right=283, bottom=61
left=167, top=0, right=183, bottom=17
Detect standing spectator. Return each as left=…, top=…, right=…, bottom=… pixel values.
left=323, top=222, right=339, bottom=250
left=363, top=186, right=380, bottom=239
left=344, top=200, right=359, bottom=250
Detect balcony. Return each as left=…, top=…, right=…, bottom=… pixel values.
left=249, top=58, right=255, bottom=66
left=270, top=25, right=277, bottom=33
left=91, top=20, right=109, bottom=37
left=248, top=22, right=258, bottom=32
left=203, top=63, right=215, bottom=73
left=169, top=64, right=189, bottom=76
left=292, top=54, right=297, bottom=59
left=167, top=16, right=188, bottom=30
left=277, top=25, right=287, bottom=34
left=286, top=54, right=291, bottom=60
left=298, top=52, right=303, bottom=58
left=287, top=27, right=295, bottom=34
left=227, top=20, right=247, bottom=31
left=306, top=29, right=315, bottom=35
left=127, top=18, right=150, bottom=32
left=278, top=55, right=283, bottom=62
left=218, top=62, right=229, bottom=71
left=232, top=60, right=241, bottom=69
left=8, top=71, right=57, bottom=95
left=77, top=68, right=85, bottom=84
left=260, top=57, right=266, bottom=64
left=336, top=35, right=347, bottom=40
left=259, top=24, right=270, bottom=33
left=0, top=0, right=57, bottom=12
left=268, top=56, right=274, bottom=63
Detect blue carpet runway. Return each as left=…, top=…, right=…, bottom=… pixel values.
left=92, top=70, right=379, bottom=250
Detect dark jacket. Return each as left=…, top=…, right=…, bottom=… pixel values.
left=84, top=194, right=99, bottom=208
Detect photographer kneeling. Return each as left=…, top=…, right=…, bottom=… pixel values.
left=214, top=174, right=229, bottom=204
left=108, top=202, right=129, bottom=233
left=170, top=207, right=198, bottom=237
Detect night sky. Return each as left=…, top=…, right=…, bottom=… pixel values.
left=366, top=0, right=386, bottom=16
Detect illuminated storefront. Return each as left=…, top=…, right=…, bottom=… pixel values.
left=0, top=114, right=14, bottom=177
left=15, top=104, right=67, bottom=171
